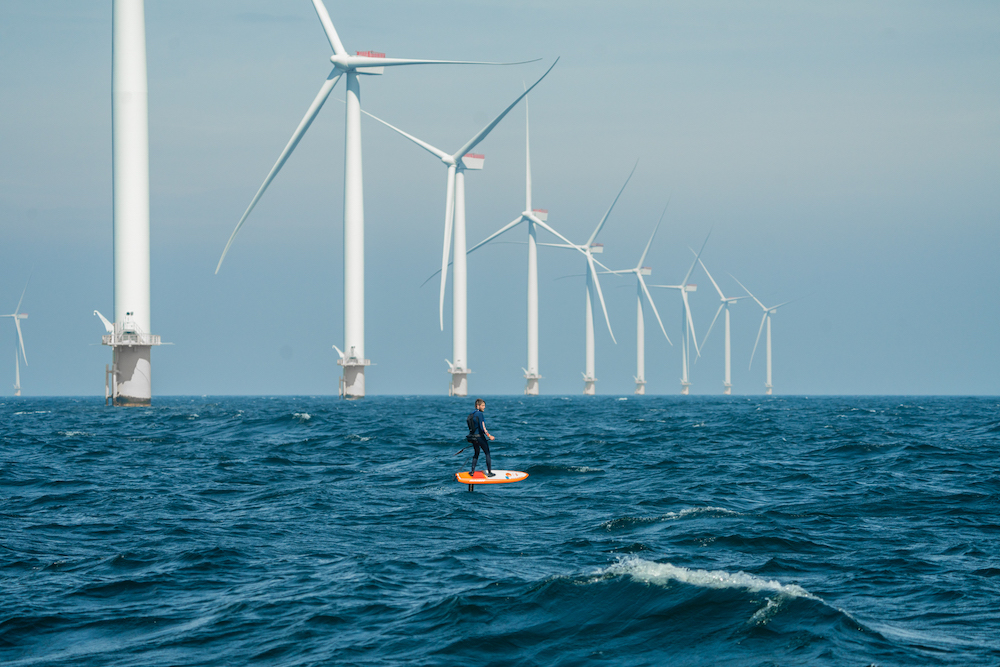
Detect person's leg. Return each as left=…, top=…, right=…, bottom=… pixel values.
left=470, top=440, right=481, bottom=474
left=479, top=436, right=493, bottom=475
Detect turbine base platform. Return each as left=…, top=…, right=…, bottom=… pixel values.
left=524, top=372, right=541, bottom=396
left=448, top=367, right=470, bottom=397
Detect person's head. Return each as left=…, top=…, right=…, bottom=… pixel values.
left=475, top=399, right=485, bottom=411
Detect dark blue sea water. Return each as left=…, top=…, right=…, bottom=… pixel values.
left=2, top=396, right=999, bottom=666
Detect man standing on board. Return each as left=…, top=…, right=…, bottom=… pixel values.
left=467, top=399, right=495, bottom=477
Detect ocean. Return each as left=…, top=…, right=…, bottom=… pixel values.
left=2, top=395, right=999, bottom=666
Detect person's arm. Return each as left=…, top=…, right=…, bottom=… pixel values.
left=482, top=417, right=495, bottom=441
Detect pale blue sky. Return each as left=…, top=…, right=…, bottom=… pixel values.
left=1, top=1, right=998, bottom=396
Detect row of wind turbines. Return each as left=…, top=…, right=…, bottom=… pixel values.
left=5, top=0, right=794, bottom=401
left=208, top=0, right=795, bottom=398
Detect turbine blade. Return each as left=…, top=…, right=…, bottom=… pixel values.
left=311, top=0, right=347, bottom=56
left=681, top=231, right=711, bottom=286
left=730, top=274, right=766, bottom=310
left=591, top=257, right=616, bottom=273
left=439, top=166, right=457, bottom=330
left=13, top=316, right=27, bottom=366
left=422, top=214, right=526, bottom=287
left=467, top=215, right=525, bottom=255
left=700, top=303, right=725, bottom=349
left=375, top=57, right=540, bottom=67
left=637, top=200, right=669, bottom=269
left=587, top=159, right=638, bottom=246
left=450, top=58, right=559, bottom=162
left=14, top=274, right=30, bottom=314
left=525, top=95, right=532, bottom=211
left=216, top=70, right=342, bottom=274
left=588, top=254, right=616, bottom=344
left=532, top=216, right=589, bottom=260
left=639, top=274, right=672, bottom=345
left=749, top=311, right=767, bottom=368
left=696, top=255, right=725, bottom=299
left=361, top=108, right=450, bottom=160
left=681, top=289, right=699, bottom=357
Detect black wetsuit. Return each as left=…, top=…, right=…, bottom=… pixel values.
left=467, top=409, right=492, bottom=474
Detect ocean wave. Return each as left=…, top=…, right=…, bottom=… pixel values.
left=596, top=557, right=818, bottom=600
left=601, top=506, right=741, bottom=531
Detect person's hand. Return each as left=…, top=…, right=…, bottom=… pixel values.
left=489, top=435, right=495, bottom=441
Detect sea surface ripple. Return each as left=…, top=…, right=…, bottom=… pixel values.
left=2, top=395, right=999, bottom=666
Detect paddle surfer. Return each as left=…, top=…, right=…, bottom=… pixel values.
left=467, top=398, right=495, bottom=477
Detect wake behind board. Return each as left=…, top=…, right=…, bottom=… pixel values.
left=456, top=470, right=528, bottom=491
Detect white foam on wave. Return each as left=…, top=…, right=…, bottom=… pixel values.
left=600, top=506, right=742, bottom=531
left=663, top=506, right=742, bottom=521
left=598, top=557, right=818, bottom=601
left=293, top=413, right=311, bottom=422
left=58, top=431, right=91, bottom=437
left=14, top=410, right=51, bottom=415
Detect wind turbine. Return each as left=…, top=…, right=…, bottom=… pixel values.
left=361, top=60, right=558, bottom=397
left=732, top=277, right=792, bottom=395
left=602, top=206, right=672, bottom=394
left=3, top=278, right=29, bottom=397
left=696, top=257, right=747, bottom=395
left=214, top=0, right=535, bottom=399
left=96, top=0, right=162, bottom=406
left=539, top=163, right=637, bottom=395
left=649, top=234, right=709, bottom=395
left=456, top=96, right=586, bottom=395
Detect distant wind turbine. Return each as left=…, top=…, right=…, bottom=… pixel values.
left=649, top=234, right=710, bottom=394
left=732, top=277, right=792, bottom=395
left=696, top=256, right=747, bottom=395
left=362, top=59, right=558, bottom=396
left=3, top=277, right=29, bottom=396
left=214, top=0, right=536, bottom=399
left=602, top=206, right=672, bottom=394
left=539, top=162, right=637, bottom=394
left=455, top=96, right=586, bottom=395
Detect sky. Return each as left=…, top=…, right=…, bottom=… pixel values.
left=1, top=0, right=998, bottom=397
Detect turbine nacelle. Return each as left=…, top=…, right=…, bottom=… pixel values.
left=532, top=208, right=548, bottom=221
left=639, top=267, right=652, bottom=276
left=461, top=153, right=485, bottom=170
left=328, top=52, right=385, bottom=74
left=589, top=243, right=604, bottom=254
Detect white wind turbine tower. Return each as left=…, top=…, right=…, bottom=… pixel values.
left=649, top=235, right=709, bottom=395
left=459, top=97, right=585, bottom=395
left=696, top=258, right=747, bottom=395
left=94, top=0, right=162, bottom=407
left=539, top=164, right=637, bottom=395
left=732, top=277, right=792, bottom=395
left=3, top=279, right=29, bottom=397
left=602, top=207, right=673, bottom=394
left=215, top=0, right=535, bottom=399
left=361, top=60, right=558, bottom=397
